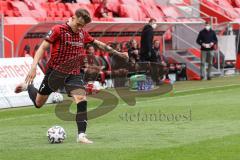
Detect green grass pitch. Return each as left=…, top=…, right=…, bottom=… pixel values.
left=1, top=75, right=240, bottom=160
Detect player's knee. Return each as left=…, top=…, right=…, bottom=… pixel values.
left=35, top=100, right=44, bottom=108
left=74, top=95, right=86, bottom=104
left=35, top=95, right=48, bottom=108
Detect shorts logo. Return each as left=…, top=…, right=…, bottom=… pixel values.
left=40, top=84, right=45, bottom=92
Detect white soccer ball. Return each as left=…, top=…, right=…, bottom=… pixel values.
left=47, top=126, right=66, bottom=144
left=52, top=92, right=64, bottom=103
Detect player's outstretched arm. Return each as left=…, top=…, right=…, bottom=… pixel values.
left=25, top=40, right=50, bottom=84
left=93, top=40, right=128, bottom=60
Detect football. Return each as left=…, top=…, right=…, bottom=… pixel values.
left=47, top=126, right=66, bottom=144
left=51, top=92, right=64, bottom=103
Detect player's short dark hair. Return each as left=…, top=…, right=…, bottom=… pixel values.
left=75, top=9, right=91, bottom=24
left=149, top=18, right=156, bottom=23
left=205, top=21, right=210, bottom=25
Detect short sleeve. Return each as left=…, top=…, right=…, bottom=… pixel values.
left=45, top=25, right=60, bottom=43
left=84, top=31, right=94, bottom=44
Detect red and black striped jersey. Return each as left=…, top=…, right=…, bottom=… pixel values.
left=45, top=23, right=94, bottom=75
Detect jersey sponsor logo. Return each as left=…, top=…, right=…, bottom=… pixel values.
left=65, top=41, right=84, bottom=47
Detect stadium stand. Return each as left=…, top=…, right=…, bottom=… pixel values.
left=1, top=0, right=240, bottom=80
left=0, top=0, right=201, bottom=23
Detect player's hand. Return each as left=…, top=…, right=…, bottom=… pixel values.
left=25, top=67, right=37, bottom=85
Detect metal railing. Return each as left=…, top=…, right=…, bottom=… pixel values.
left=0, top=14, right=4, bottom=58
left=198, top=0, right=238, bottom=19
left=4, top=36, right=14, bottom=58
left=0, top=13, right=14, bottom=58
left=163, top=24, right=222, bottom=74
left=170, top=0, right=218, bottom=24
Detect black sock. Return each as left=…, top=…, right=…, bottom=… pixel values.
left=76, top=101, right=87, bottom=134
left=27, top=84, right=39, bottom=108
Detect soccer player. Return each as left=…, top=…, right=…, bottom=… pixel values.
left=14, top=9, right=128, bottom=144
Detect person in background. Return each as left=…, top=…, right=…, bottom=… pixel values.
left=196, top=21, right=218, bottom=80
left=152, top=40, right=168, bottom=65
left=94, top=0, right=109, bottom=18
left=128, top=39, right=140, bottom=64
left=152, top=40, right=170, bottom=82
left=140, top=18, right=157, bottom=62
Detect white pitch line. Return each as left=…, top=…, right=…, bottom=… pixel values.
left=174, top=84, right=240, bottom=94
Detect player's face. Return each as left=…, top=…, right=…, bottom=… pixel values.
left=151, top=21, right=157, bottom=29
left=154, top=41, right=160, bottom=48
left=87, top=46, right=95, bottom=55
left=131, top=40, right=137, bottom=48
left=73, top=16, right=86, bottom=28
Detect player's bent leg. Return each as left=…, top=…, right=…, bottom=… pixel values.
left=35, top=93, right=49, bottom=108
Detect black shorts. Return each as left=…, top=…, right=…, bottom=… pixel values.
left=38, top=68, right=86, bottom=96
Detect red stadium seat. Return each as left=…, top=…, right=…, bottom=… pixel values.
left=79, top=0, right=91, bottom=4
left=215, top=0, right=239, bottom=18
left=78, top=3, right=95, bottom=18
left=13, top=10, right=21, bottom=16
left=66, top=3, right=80, bottom=15
left=119, top=0, right=139, bottom=6
left=41, top=2, right=50, bottom=10
left=49, top=2, right=58, bottom=10
left=4, top=10, right=14, bottom=17
left=9, top=1, right=29, bottom=11
left=91, top=0, right=102, bottom=4
left=63, top=11, right=72, bottom=17
left=55, top=10, right=63, bottom=17
left=0, top=1, right=10, bottom=10
left=47, top=10, right=56, bottom=17
left=137, top=0, right=156, bottom=7
left=201, top=0, right=239, bottom=19
left=119, top=4, right=146, bottom=21
left=57, top=3, right=66, bottom=10
left=10, top=1, right=31, bottom=17
left=235, top=8, right=240, bottom=14
left=106, top=0, right=120, bottom=14
left=234, top=0, right=240, bottom=7
left=140, top=4, right=165, bottom=21
left=158, top=5, right=183, bottom=19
